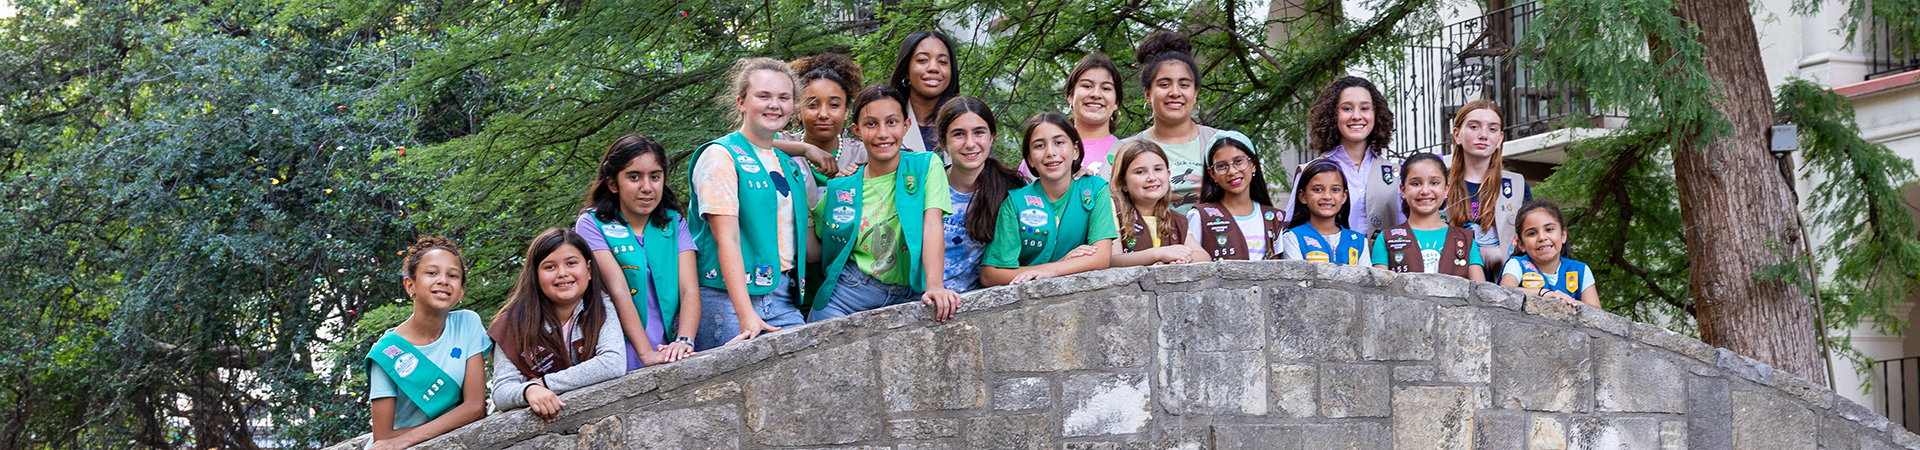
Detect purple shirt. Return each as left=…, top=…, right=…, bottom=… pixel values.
left=573, top=212, right=697, bottom=368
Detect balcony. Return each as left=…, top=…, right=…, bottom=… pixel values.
left=1867, top=16, right=1919, bottom=80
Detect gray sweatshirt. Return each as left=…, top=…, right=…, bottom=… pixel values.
left=488, top=295, right=626, bottom=410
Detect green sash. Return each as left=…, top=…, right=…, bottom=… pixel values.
left=812, top=152, right=934, bottom=308
left=687, top=131, right=810, bottom=296
left=367, top=333, right=460, bottom=419
left=1008, top=177, right=1104, bottom=267
left=591, top=211, right=684, bottom=336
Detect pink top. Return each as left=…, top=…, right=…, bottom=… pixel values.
left=1021, top=135, right=1119, bottom=180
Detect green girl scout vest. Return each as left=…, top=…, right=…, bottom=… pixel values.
left=590, top=210, right=685, bottom=335
left=367, top=333, right=461, bottom=419
left=1289, top=222, right=1366, bottom=265
left=686, top=131, right=810, bottom=296
left=812, top=152, right=936, bottom=307
left=1008, top=177, right=1107, bottom=267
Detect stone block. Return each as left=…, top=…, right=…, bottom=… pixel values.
left=1688, top=376, right=1733, bottom=450
left=1394, top=365, right=1437, bottom=383
left=1523, top=295, right=1579, bottom=324
left=1436, top=306, right=1491, bottom=383
left=979, top=301, right=1081, bottom=372
left=760, top=317, right=848, bottom=356
left=1392, top=386, right=1475, bottom=450
left=1631, top=322, right=1715, bottom=363
left=743, top=341, right=879, bottom=446
left=1821, top=416, right=1858, bottom=450
left=1062, top=372, right=1153, bottom=437
left=1151, top=261, right=1219, bottom=285
left=1862, top=436, right=1898, bottom=450
left=888, top=418, right=959, bottom=440
left=1268, top=288, right=1360, bottom=361
left=1594, top=339, right=1685, bottom=413
left=1322, top=364, right=1391, bottom=418
left=993, top=377, right=1051, bottom=411
left=1773, top=373, right=1832, bottom=407
left=954, top=285, right=1022, bottom=314
left=1215, top=422, right=1390, bottom=450
left=1402, top=272, right=1471, bottom=301
left=1832, top=395, right=1892, bottom=434
left=1360, top=295, right=1436, bottom=361
left=1217, top=259, right=1316, bottom=281
left=692, top=381, right=741, bottom=403
left=879, top=323, right=986, bottom=412
left=1662, top=421, right=1687, bottom=450
left=1568, top=417, right=1659, bottom=450
left=1473, top=281, right=1525, bottom=310
left=1324, top=263, right=1398, bottom=288
left=1475, top=409, right=1529, bottom=450
left=558, top=369, right=659, bottom=413
left=1731, top=390, right=1816, bottom=450
left=502, top=433, right=575, bottom=450
left=575, top=416, right=622, bottom=450
left=654, top=341, right=775, bottom=391
left=624, top=403, right=743, bottom=450
left=1158, top=346, right=1268, bottom=415
left=1022, top=266, right=1143, bottom=299
left=1575, top=306, right=1631, bottom=337
left=1088, top=293, right=1152, bottom=368
left=1270, top=364, right=1317, bottom=418
left=451, top=409, right=546, bottom=449
left=965, top=414, right=1052, bottom=450
left=1532, top=417, right=1567, bottom=450
left=1492, top=321, right=1593, bottom=412
left=898, top=443, right=961, bottom=450
left=1715, top=349, right=1774, bottom=386
left=850, top=301, right=926, bottom=329
left=1160, top=287, right=1266, bottom=352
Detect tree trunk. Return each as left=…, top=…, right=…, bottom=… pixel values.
left=1668, top=0, right=1826, bottom=385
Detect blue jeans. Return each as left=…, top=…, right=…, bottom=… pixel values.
left=809, top=262, right=921, bottom=323
left=693, top=271, right=805, bottom=351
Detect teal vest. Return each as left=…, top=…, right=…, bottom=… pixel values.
left=1007, top=177, right=1106, bottom=267
left=1289, top=223, right=1367, bottom=265
left=590, top=211, right=685, bottom=335
left=366, top=333, right=461, bottom=419
left=1512, top=255, right=1590, bottom=298
left=687, top=132, right=810, bottom=296
left=812, top=152, right=935, bottom=308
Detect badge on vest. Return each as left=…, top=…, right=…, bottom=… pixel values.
left=1520, top=271, right=1546, bottom=289
left=1502, top=179, right=1513, bottom=198
left=1305, top=238, right=1322, bottom=248
left=1264, top=211, right=1276, bottom=221
left=705, top=269, right=719, bottom=280
left=831, top=205, right=856, bottom=227
left=905, top=175, right=918, bottom=194
left=1382, top=165, right=1395, bottom=184
left=1567, top=272, right=1579, bottom=291
left=1082, top=189, right=1092, bottom=207
left=394, top=353, right=419, bottom=377
left=753, top=265, right=775, bottom=286
left=1216, top=235, right=1228, bottom=246
left=601, top=223, right=631, bottom=239
left=836, top=190, right=853, bottom=203
left=1019, top=208, right=1049, bottom=228
left=1026, top=195, right=1043, bottom=207
left=1306, top=250, right=1330, bottom=263
left=736, top=154, right=763, bottom=174
left=1349, top=248, right=1360, bottom=263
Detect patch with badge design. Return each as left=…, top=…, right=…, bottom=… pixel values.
left=1026, top=195, right=1044, bottom=207
left=1390, top=228, right=1407, bottom=237
left=1382, top=165, right=1396, bottom=184
left=837, top=190, right=853, bottom=203
left=450, top=347, right=463, bottom=359
left=1305, top=238, right=1322, bottom=248
left=752, top=265, right=775, bottom=286
left=831, top=205, right=856, bottom=226
left=1502, top=178, right=1513, bottom=198
left=601, top=223, right=631, bottom=239
left=382, top=345, right=403, bottom=358
left=1520, top=272, right=1546, bottom=289
left=394, top=353, right=419, bottom=377
left=705, top=269, right=719, bottom=280
left=1216, top=235, right=1229, bottom=246
left=905, top=175, right=918, bottom=194
left=1264, top=211, right=1276, bottom=221
left=1349, top=248, right=1360, bottom=262
left=1082, top=189, right=1092, bottom=207
left=1567, top=272, right=1579, bottom=291
left=1306, top=251, right=1330, bottom=263
left=1393, top=252, right=1405, bottom=263
left=1019, top=208, right=1050, bottom=227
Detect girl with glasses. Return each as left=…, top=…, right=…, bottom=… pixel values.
left=1182, top=137, right=1286, bottom=261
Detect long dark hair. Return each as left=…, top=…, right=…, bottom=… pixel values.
left=587, top=134, right=680, bottom=229
left=890, top=30, right=961, bottom=112
left=1197, top=138, right=1272, bottom=207
left=1019, top=112, right=1084, bottom=176
left=850, top=84, right=906, bottom=125
left=1513, top=199, right=1570, bottom=258
left=1066, top=52, right=1124, bottom=134
left=491, top=228, right=609, bottom=376
left=1398, top=152, right=1448, bottom=215
left=935, top=96, right=1026, bottom=243
left=1135, top=31, right=1199, bottom=92
left=1308, top=76, right=1395, bottom=155
left=1285, top=158, right=1354, bottom=230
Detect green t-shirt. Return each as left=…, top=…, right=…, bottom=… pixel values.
left=982, top=181, right=1121, bottom=268
left=813, top=156, right=952, bottom=286
left=1152, top=136, right=1210, bottom=215
left=1369, top=225, right=1483, bottom=271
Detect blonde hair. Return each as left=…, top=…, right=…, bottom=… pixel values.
left=1447, top=99, right=1506, bottom=231
left=1111, top=139, right=1179, bottom=247
left=721, top=57, right=798, bottom=127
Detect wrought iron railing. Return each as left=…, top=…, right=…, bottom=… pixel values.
left=1868, top=16, right=1919, bottom=80
left=824, top=0, right=883, bottom=35
left=1385, top=1, right=1625, bottom=158
left=1879, top=356, right=1920, bottom=431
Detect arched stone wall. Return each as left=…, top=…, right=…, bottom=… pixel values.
left=327, top=261, right=1920, bottom=449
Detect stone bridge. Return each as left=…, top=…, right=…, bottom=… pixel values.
left=327, top=261, right=1920, bottom=449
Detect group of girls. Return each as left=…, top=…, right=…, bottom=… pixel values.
left=360, top=28, right=1600, bottom=450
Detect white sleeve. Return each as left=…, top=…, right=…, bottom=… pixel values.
left=1278, top=231, right=1301, bottom=260
left=1184, top=210, right=1203, bottom=244
left=1501, top=259, right=1525, bottom=283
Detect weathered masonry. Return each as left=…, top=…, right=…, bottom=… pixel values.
left=327, top=261, right=1920, bottom=449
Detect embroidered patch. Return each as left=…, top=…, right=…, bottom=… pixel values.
left=1204, top=207, right=1221, bottom=216
left=1348, top=248, right=1360, bottom=263
left=1502, top=178, right=1514, bottom=198
left=837, top=190, right=853, bottom=203
left=752, top=265, right=775, bottom=286
left=1216, top=235, right=1229, bottom=246
left=1082, top=189, right=1092, bottom=207
left=1393, top=252, right=1405, bottom=263
left=1019, top=208, right=1050, bottom=227
left=601, top=223, right=632, bottom=239
left=1454, top=258, right=1467, bottom=266
left=1521, top=272, right=1546, bottom=289
left=1567, top=272, right=1580, bottom=291
left=1389, top=228, right=1408, bottom=237
left=382, top=345, right=403, bottom=358
left=831, top=205, right=856, bottom=226
left=1264, top=211, right=1276, bottom=221
left=1382, top=165, right=1396, bottom=184
left=1026, top=195, right=1044, bottom=207
left=1305, top=238, right=1322, bottom=248
left=705, top=269, right=719, bottom=280
left=394, top=353, right=419, bottom=378
left=1306, top=251, right=1330, bottom=263
left=905, top=175, right=918, bottom=194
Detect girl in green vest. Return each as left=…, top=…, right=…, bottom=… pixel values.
left=688, top=58, right=813, bottom=350
left=576, top=134, right=699, bottom=369
left=982, top=113, right=1120, bottom=286
left=365, top=236, right=491, bottom=450
left=1446, top=100, right=1531, bottom=279
left=1370, top=153, right=1486, bottom=280
left=488, top=228, right=627, bottom=422
left=1182, top=137, right=1287, bottom=261
left=810, top=85, right=961, bottom=322
left=934, top=96, right=1025, bottom=293
left=1110, top=139, right=1199, bottom=266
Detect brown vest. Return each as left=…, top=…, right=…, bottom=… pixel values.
left=1381, top=222, right=1475, bottom=277
left=1195, top=202, right=1285, bottom=260
left=1121, top=209, right=1188, bottom=253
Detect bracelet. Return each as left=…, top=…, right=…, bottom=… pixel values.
left=673, top=336, right=693, bottom=346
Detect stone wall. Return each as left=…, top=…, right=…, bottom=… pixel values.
left=327, top=261, right=1920, bottom=449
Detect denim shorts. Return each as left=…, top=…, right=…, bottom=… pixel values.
left=808, top=262, right=920, bottom=323
left=693, top=270, right=804, bottom=351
